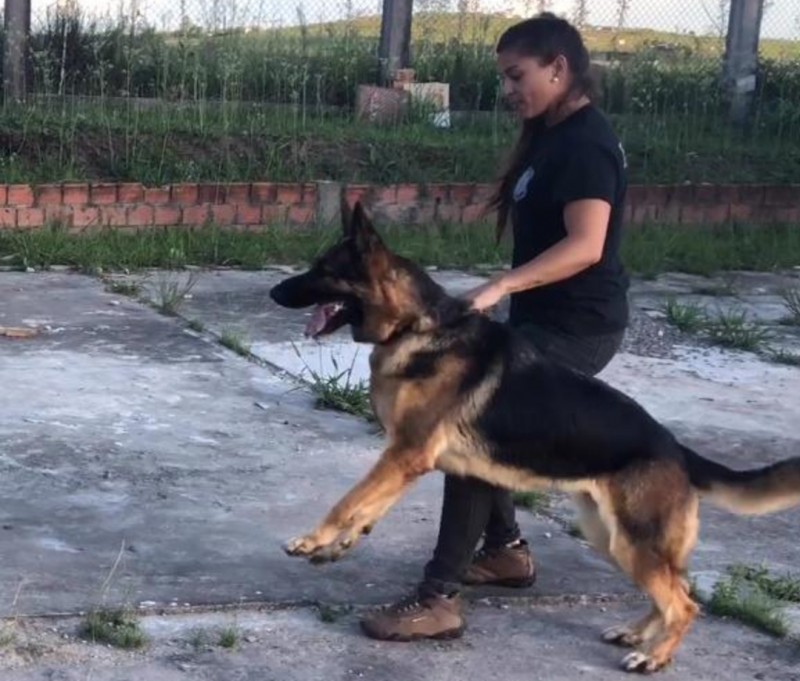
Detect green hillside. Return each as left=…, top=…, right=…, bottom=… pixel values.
left=211, top=12, right=799, bottom=60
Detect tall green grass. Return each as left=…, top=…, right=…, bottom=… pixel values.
left=0, top=8, right=797, bottom=186
left=0, top=96, right=797, bottom=185
left=2, top=221, right=799, bottom=277
left=19, top=8, right=800, bottom=113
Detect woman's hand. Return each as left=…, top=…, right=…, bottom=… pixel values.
left=463, top=274, right=508, bottom=313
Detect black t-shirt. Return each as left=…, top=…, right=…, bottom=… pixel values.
left=507, top=104, right=630, bottom=336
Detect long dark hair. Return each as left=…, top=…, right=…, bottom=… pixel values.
left=487, top=13, right=595, bottom=242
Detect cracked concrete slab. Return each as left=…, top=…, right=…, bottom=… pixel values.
left=2, top=268, right=800, bottom=679
left=0, top=272, right=635, bottom=621
left=2, top=601, right=800, bottom=681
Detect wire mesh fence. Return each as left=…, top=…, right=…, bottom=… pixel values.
left=0, top=0, right=797, bottom=188
left=21, top=0, right=800, bottom=103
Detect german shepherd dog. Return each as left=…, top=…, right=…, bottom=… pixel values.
left=269, top=200, right=800, bottom=673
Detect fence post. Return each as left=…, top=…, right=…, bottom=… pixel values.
left=723, top=0, right=764, bottom=127
left=378, top=0, right=413, bottom=86
left=3, top=0, right=31, bottom=104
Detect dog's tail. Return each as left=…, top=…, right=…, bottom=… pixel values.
left=683, top=444, right=800, bottom=515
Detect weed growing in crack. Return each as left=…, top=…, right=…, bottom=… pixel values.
left=663, top=297, right=707, bottom=333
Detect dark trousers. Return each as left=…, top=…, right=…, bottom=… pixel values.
left=419, top=322, right=625, bottom=597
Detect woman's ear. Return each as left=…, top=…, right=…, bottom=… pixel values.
left=551, top=54, right=569, bottom=83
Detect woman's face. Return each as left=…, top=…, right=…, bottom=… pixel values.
left=496, top=49, right=568, bottom=120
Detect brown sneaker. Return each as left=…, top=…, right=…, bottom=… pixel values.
left=360, top=592, right=465, bottom=641
left=462, top=539, right=536, bottom=587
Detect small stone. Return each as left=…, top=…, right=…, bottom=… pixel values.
left=544, top=532, right=552, bottom=539
left=25, top=266, right=35, bottom=273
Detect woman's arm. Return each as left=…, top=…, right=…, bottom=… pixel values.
left=465, top=198, right=612, bottom=312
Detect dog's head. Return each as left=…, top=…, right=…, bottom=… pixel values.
left=269, top=199, right=469, bottom=344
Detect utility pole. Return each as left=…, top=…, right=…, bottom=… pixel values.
left=723, top=0, right=765, bottom=127
left=3, top=0, right=31, bottom=104
left=377, top=0, right=413, bottom=86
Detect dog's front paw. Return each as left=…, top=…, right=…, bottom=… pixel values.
left=284, top=534, right=320, bottom=557
left=284, top=528, right=362, bottom=564
left=602, top=624, right=642, bottom=647
left=620, top=651, right=670, bottom=674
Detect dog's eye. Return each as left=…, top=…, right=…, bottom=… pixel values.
left=316, top=263, right=336, bottom=278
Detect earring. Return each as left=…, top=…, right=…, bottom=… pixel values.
left=551, top=76, right=559, bottom=83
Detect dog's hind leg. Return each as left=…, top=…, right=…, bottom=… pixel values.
left=573, top=492, right=612, bottom=561
left=602, top=606, right=662, bottom=649
left=573, top=492, right=663, bottom=649
left=611, top=495, right=700, bottom=673
left=616, top=549, right=699, bottom=673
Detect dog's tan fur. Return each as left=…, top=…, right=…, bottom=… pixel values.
left=270, top=201, right=800, bottom=673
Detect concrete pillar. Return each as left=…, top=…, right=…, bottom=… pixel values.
left=723, top=0, right=765, bottom=127
left=3, top=0, right=31, bottom=104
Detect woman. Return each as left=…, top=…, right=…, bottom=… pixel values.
left=361, top=12, right=631, bottom=640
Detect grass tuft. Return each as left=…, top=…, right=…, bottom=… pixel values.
left=218, top=627, right=238, bottom=649
left=105, top=280, right=141, bottom=297
left=512, top=491, right=549, bottom=513
left=292, top=344, right=373, bottom=420
left=779, top=287, right=800, bottom=326
left=79, top=608, right=147, bottom=649
left=318, top=603, right=352, bottom=623
left=153, top=272, right=198, bottom=316
left=703, top=308, right=772, bottom=352
left=663, top=298, right=707, bottom=333
left=705, top=563, right=800, bottom=638
left=768, top=349, right=800, bottom=366
left=219, top=327, right=251, bottom=357
left=727, top=564, right=800, bottom=603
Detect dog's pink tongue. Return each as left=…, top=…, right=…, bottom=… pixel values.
left=305, top=304, right=330, bottom=338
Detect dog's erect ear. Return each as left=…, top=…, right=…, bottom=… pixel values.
left=349, top=201, right=385, bottom=254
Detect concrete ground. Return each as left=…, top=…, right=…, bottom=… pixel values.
left=1, top=267, right=799, bottom=680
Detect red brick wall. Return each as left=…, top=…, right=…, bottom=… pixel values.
left=0, top=181, right=797, bottom=231
left=0, top=182, right=317, bottom=232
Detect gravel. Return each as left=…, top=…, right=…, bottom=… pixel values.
left=619, top=306, right=690, bottom=360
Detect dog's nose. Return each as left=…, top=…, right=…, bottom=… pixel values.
left=269, top=283, right=287, bottom=306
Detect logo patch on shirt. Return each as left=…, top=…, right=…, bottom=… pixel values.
left=618, top=142, right=628, bottom=169
left=513, top=166, right=535, bottom=202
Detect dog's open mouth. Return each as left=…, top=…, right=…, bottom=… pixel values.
left=305, top=301, right=353, bottom=339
